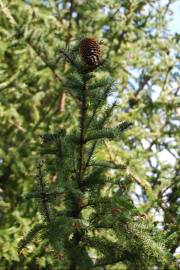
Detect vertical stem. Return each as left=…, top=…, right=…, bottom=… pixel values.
left=69, top=75, right=87, bottom=270
left=78, top=76, right=87, bottom=184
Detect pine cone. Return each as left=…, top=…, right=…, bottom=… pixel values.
left=79, top=38, right=101, bottom=66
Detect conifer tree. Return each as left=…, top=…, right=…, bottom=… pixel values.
left=18, top=42, right=172, bottom=270
left=0, top=1, right=179, bottom=269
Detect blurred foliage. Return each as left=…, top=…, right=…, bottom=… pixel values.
left=0, top=0, right=179, bottom=269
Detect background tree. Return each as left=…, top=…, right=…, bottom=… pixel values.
left=0, top=0, right=179, bottom=269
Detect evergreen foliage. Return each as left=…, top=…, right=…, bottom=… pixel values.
left=0, top=0, right=179, bottom=269
left=18, top=48, right=173, bottom=269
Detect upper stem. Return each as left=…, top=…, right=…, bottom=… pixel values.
left=78, top=75, right=87, bottom=185
left=69, top=74, right=87, bottom=270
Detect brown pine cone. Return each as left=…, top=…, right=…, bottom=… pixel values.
left=79, top=38, right=101, bottom=66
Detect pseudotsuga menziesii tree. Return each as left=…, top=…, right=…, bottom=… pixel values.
left=18, top=41, right=173, bottom=270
